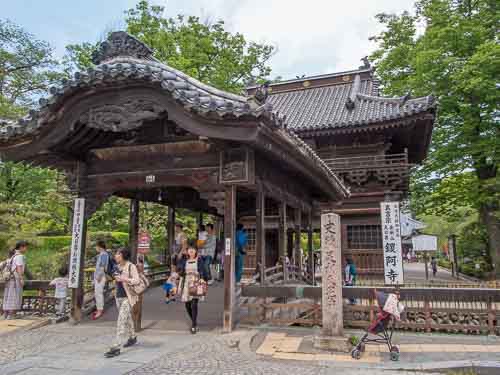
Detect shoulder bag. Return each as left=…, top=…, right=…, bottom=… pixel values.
left=128, top=264, right=150, bottom=295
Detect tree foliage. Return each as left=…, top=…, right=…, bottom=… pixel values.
left=370, top=0, right=500, bottom=275
left=0, top=19, right=64, bottom=118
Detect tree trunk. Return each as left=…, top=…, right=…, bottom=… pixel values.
left=480, top=204, right=500, bottom=279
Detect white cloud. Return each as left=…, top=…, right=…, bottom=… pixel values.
left=162, top=0, right=416, bottom=79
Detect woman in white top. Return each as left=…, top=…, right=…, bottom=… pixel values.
left=2, top=241, right=28, bottom=319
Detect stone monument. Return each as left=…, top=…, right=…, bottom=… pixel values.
left=314, top=212, right=351, bottom=352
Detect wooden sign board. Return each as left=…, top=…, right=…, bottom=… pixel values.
left=380, top=202, right=404, bottom=285
left=219, top=148, right=254, bottom=184
left=138, top=230, right=151, bottom=254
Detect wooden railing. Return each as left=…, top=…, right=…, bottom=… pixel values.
left=323, top=152, right=409, bottom=171
left=240, top=285, right=500, bottom=335
left=0, top=264, right=170, bottom=317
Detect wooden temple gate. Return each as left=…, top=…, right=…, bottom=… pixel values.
left=0, top=32, right=348, bottom=332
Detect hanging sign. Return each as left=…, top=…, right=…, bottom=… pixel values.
left=380, top=202, right=404, bottom=285
left=69, top=198, right=86, bottom=289
left=138, top=230, right=151, bottom=254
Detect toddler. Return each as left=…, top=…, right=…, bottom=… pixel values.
left=50, top=266, right=69, bottom=316
left=163, top=269, right=179, bottom=304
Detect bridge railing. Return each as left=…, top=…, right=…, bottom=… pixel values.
left=240, top=285, right=500, bottom=335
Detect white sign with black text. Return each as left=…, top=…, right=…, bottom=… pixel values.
left=68, top=198, right=85, bottom=289
left=380, top=201, right=404, bottom=285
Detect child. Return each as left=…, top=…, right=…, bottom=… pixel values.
left=197, top=224, right=207, bottom=250
left=163, top=267, right=179, bottom=304
left=50, top=266, right=69, bottom=316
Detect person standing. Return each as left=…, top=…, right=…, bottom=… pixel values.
left=104, top=248, right=140, bottom=358
left=431, top=257, right=438, bottom=277
left=201, top=223, right=217, bottom=285
left=177, top=243, right=208, bottom=334
left=49, top=266, right=69, bottom=316
left=2, top=241, right=28, bottom=320
left=172, top=223, right=188, bottom=267
left=93, top=240, right=110, bottom=320
left=344, top=258, right=357, bottom=304
left=235, top=224, right=248, bottom=284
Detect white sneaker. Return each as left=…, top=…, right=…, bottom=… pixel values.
left=208, top=280, right=214, bottom=285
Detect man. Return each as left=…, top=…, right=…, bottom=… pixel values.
left=431, top=257, right=438, bottom=277
left=235, top=223, right=248, bottom=284
left=2, top=240, right=28, bottom=319
left=201, top=223, right=217, bottom=285
left=172, top=223, right=187, bottom=268
left=92, top=240, right=109, bottom=320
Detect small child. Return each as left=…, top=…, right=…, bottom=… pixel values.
left=197, top=224, right=207, bottom=249
left=163, top=268, right=179, bottom=304
left=50, top=266, right=69, bottom=316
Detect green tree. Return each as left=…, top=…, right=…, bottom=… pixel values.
left=65, top=1, right=275, bottom=93
left=370, top=0, right=500, bottom=276
left=0, top=19, right=63, bottom=118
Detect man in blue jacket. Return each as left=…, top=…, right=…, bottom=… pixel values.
left=235, top=224, right=248, bottom=284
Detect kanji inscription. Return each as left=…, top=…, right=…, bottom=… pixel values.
left=320, top=213, right=343, bottom=336
left=380, top=201, right=404, bottom=285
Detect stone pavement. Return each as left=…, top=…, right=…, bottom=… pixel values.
left=1, top=321, right=500, bottom=375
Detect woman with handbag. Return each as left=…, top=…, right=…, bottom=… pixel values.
left=177, top=242, right=208, bottom=334
left=104, top=248, right=141, bottom=358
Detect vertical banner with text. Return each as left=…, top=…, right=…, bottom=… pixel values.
left=380, top=201, right=404, bottom=285
left=68, top=198, right=85, bottom=288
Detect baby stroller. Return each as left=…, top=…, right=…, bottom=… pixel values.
left=351, top=289, right=403, bottom=361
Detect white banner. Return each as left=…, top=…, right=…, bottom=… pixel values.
left=380, top=202, right=404, bottom=285
left=68, top=198, right=85, bottom=289
left=412, top=234, right=438, bottom=251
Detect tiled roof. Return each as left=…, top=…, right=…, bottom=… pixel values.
left=265, top=74, right=435, bottom=132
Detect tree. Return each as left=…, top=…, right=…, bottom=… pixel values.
left=369, top=0, right=500, bottom=276
left=0, top=19, right=63, bottom=118
left=65, top=1, right=275, bottom=93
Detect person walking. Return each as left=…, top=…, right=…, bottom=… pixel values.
left=235, top=224, right=248, bottom=284
left=49, top=266, right=69, bottom=316
left=431, top=257, right=438, bottom=277
left=104, top=248, right=140, bottom=358
left=172, top=223, right=188, bottom=267
left=2, top=241, right=28, bottom=320
left=92, top=240, right=110, bottom=320
left=201, top=223, right=217, bottom=285
left=177, top=242, right=208, bottom=334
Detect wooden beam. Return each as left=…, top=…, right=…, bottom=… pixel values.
left=256, top=185, right=266, bottom=285
left=294, top=207, right=302, bottom=278
left=223, top=185, right=236, bottom=332
left=307, top=210, right=315, bottom=285
left=279, top=201, right=288, bottom=281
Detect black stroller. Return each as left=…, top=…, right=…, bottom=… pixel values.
left=351, top=289, right=402, bottom=361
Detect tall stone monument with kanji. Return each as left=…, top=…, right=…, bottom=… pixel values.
left=314, top=212, right=350, bottom=351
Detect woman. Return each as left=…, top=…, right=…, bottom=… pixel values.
left=2, top=241, right=28, bottom=320
left=104, top=248, right=140, bottom=358
left=177, top=242, right=208, bottom=334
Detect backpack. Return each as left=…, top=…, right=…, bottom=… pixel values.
left=105, top=251, right=117, bottom=276
left=0, top=257, right=14, bottom=283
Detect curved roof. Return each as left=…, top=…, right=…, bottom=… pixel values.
left=0, top=31, right=349, bottom=200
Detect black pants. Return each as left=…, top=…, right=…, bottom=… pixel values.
left=185, top=299, right=198, bottom=328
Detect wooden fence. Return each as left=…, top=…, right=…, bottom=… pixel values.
left=240, top=285, right=500, bottom=335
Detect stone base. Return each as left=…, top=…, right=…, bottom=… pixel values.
left=313, top=335, right=351, bottom=353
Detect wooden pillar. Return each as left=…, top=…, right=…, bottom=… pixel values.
left=223, top=185, right=236, bottom=332
left=256, top=186, right=266, bottom=285
left=167, top=207, right=175, bottom=266
left=279, top=201, right=287, bottom=281
left=307, top=211, right=314, bottom=285
left=69, top=198, right=88, bottom=323
left=128, top=199, right=142, bottom=331
left=129, top=199, right=140, bottom=264
left=294, top=208, right=302, bottom=280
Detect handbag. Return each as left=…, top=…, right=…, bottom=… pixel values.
left=128, top=264, right=150, bottom=295
left=188, top=276, right=207, bottom=297
left=0, top=257, right=14, bottom=283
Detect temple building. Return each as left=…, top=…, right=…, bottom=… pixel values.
left=246, top=64, right=436, bottom=276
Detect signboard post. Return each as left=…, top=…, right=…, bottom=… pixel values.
left=137, top=230, right=151, bottom=254
left=69, top=198, right=86, bottom=289
left=380, top=202, right=404, bottom=286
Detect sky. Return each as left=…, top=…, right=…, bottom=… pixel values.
left=2, top=0, right=416, bottom=79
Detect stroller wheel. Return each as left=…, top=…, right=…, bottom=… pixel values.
left=390, top=347, right=400, bottom=361
left=351, top=349, right=361, bottom=360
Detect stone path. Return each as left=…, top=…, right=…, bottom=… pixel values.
left=1, top=322, right=499, bottom=375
